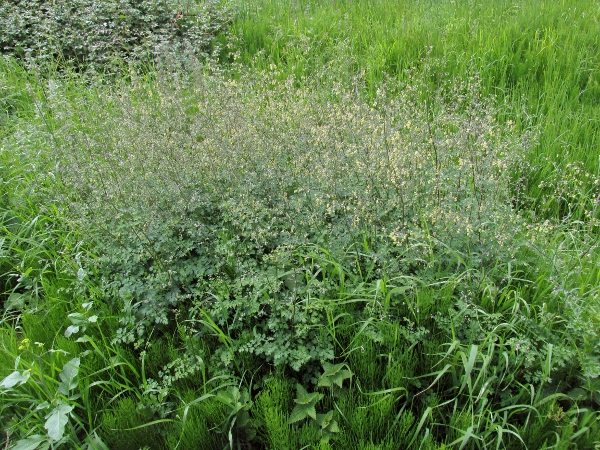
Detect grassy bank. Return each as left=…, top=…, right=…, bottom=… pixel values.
left=1, top=0, right=599, bottom=449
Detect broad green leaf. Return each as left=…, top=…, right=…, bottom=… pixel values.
left=319, top=378, right=335, bottom=387
left=321, top=362, right=344, bottom=377
left=45, top=404, right=74, bottom=441
left=67, top=313, right=88, bottom=325
left=11, top=435, right=46, bottom=450
left=216, top=386, right=238, bottom=407
left=0, top=370, right=30, bottom=389
left=288, top=405, right=307, bottom=423
left=317, top=411, right=340, bottom=434
left=293, top=384, right=323, bottom=406
left=319, top=367, right=352, bottom=388
left=294, top=391, right=323, bottom=405
left=6, top=292, right=26, bottom=310
left=295, top=383, right=308, bottom=399
left=319, top=361, right=353, bottom=388
left=327, top=419, right=340, bottom=433
left=58, top=358, right=80, bottom=395
left=64, top=325, right=79, bottom=338
left=306, top=405, right=317, bottom=420
left=289, top=385, right=323, bottom=424
left=316, top=410, right=334, bottom=428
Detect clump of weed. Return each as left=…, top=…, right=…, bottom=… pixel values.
left=20, top=57, right=534, bottom=372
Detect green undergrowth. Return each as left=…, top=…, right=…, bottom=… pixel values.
left=1, top=239, right=599, bottom=448
left=1, top=55, right=599, bottom=448
left=1, top=0, right=599, bottom=448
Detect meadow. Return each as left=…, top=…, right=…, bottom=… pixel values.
left=1, top=0, right=599, bottom=448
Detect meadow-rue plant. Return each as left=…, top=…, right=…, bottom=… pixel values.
left=20, top=58, right=536, bottom=374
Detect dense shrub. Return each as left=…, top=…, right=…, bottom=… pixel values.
left=0, top=0, right=233, bottom=72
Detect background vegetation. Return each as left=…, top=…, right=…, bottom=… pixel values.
left=1, top=0, right=599, bottom=449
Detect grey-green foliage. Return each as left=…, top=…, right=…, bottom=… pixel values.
left=0, top=0, right=233, bottom=73
left=27, top=59, right=530, bottom=371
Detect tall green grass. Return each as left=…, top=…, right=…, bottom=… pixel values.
left=227, top=0, right=600, bottom=217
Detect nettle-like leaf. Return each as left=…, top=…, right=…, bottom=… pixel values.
left=288, top=384, right=324, bottom=424
left=215, top=386, right=252, bottom=414
left=318, top=361, right=353, bottom=388
left=316, top=409, right=340, bottom=434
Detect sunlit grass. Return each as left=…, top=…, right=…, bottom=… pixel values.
left=228, top=0, right=600, bottom=216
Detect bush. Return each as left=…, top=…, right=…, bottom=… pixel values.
left=0, top=0, right=233, bottom=72
left=18, top=58, right=532, bottom=372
